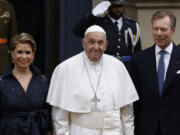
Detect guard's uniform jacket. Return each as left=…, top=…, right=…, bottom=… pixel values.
left=0, top=0, right=18, bottom=74
left=73, top=13, right=141, bottom=73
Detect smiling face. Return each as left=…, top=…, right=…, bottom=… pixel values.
left=82, top=32, right=108, bottom=62
left=152, top=16, right=175, bottom=49
left=11, top=43, right=35, bottom=70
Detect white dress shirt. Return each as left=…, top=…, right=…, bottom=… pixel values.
left=108, top=15, right=123, bottom=31
left=155, top=42, right=173, bottom=80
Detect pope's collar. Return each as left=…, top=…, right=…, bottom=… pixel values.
left=83, top=51, right=103, bottom=66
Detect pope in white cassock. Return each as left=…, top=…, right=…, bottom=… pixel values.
left=46, top=25, right=139, bottom=135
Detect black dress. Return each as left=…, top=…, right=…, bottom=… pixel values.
left=0, top=65, right=50, bottom=135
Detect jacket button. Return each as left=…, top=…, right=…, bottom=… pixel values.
left=116, top=52, right=120, bottom=56
left=117, top=45, right=120, bottom=49
left=118, top=38, right=121, bottom=42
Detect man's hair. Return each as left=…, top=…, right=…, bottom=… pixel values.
left=10, top=33, right=37, bottom=52
left=151, top=10, right=176, bottom=29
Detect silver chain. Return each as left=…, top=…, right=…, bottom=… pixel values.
left=82, top=53, right=103, bottom=98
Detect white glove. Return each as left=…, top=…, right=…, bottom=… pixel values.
left=92, top=1, right=110, bottom=17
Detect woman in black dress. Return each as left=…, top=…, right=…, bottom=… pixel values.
left=0, top=33, right=50, bottom=135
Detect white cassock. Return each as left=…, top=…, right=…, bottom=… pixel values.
left=46, top=51, right=139, bottom=135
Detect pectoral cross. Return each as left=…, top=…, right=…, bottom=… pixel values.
left=91, top=94, right=100, bottom=111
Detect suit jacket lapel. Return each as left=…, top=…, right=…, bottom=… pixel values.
left=163, top=44, right=180, bottom=95
left=120, top=17, right=129, bottom=33
left=148, top=46, right=160, bottom=99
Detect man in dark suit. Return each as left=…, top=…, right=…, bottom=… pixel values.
left=133, top=10, right=180, bottom=135
left=73, top=0, right=141, bottom=73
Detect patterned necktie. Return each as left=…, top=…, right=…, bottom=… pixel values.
left=157, top=50, right=166, bottom=97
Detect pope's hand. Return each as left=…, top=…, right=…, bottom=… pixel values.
left=92, top=1, right=110, bottom=17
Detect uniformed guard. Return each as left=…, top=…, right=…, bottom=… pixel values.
left=0, top=0, right=18, bottom=74
left=73, top=0, right=141, bottom=73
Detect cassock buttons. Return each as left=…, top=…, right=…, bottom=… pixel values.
left=118, top=38, right=121, bottom=42
left=117, top=45, right=120, bottom=49
left=116, top=52, right=120, bottom=56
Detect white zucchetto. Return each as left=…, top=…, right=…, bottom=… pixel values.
left=84, top=25, right=106, bottom=36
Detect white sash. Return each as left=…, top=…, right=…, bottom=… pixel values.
left=70, top=112, right=105, bottom=130
left=70, top=110, right=121, bottom=135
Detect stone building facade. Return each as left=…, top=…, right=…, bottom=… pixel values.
left=93, top=0, right=180, bottom=49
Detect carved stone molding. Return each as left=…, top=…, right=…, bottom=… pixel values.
left=127, top=2, right=180, bottom=8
